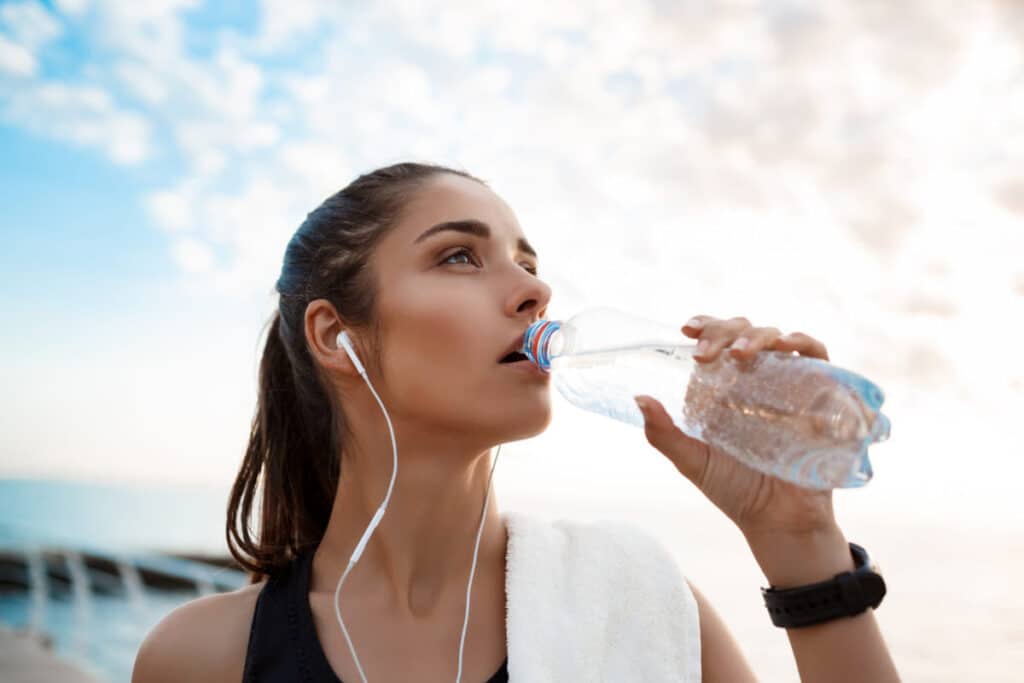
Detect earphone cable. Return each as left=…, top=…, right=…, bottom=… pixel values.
left=332, top=350, right=499, bottom=683
left=455, top=444, right=501, bottom=683
left=333, top=373, right=397, bottom=683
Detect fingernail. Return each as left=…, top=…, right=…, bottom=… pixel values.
left=697, top=339, right=710, bottom=355
left=634, top=396, right=648, bottom=412
left=685, top=318, right=703, bottom=329
left=733, top=338, right=749, bottom=351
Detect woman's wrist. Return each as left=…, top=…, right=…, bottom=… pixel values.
left=743, top=523, right=854, bottom=589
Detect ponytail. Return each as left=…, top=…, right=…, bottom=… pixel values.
left=226, top=312, right=339, bottom=581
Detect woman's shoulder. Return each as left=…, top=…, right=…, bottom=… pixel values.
left=131, top=579, right=266, bottom=683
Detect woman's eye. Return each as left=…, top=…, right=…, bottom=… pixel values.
left=441, top=247, right=538, bottom=276
left=442, top=248, right=477, bottom=267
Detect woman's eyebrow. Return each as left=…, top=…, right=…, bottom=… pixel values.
left=414, top=219, right=538, bottom=258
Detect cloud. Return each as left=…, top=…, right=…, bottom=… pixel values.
left=87, top=0, right=199, bottom=63
left=114, top=61, right=168, bottom=105
left=8, top=0, right=1024, bottom=411
left=251, top=0, right=327, bottom=52
left=876, top=342, right=958, bottom=391
left=0, top=35, right=35, bottom=76
left=168, top=177, right=303, bottom=297
left=175, top=118, right=279, bottom=161
left=9, top=0, right=1019, bottom=306
left=1, top=82, right=151, bottom=163
left=79, top=0, right=264, bottom=141
left=994, top=180, right=1024, bottom=215
left=147, top=187, right=193, bottom=231
left=53, top=0, right=90, bottom=15
left=277, top=141, right=353, bottom=201
left=172, top=236, right=215, bottom=273
left=0, top=1, right=62, bottom=50
left=0, top=0, right=62, bottom=76
left=897, top=290, right=958, bottom=318
left=125, top=1, right=1016, bottom=323
left=123, top=4, right=1014, bottom=303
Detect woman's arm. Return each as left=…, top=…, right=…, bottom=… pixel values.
left=686, top=579, right=759, bottom=682
left=745, top=525, right=899, bottom=683
left=687, top=526, right=899, bottom=683
left=636, top=313, right=901, bottom=682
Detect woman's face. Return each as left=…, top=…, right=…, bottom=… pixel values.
left=366, top=173, right=554, bottom=447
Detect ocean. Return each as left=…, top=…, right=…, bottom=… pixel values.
left=0, top=479, right=231, bottom=555
left=0, top=478, right=240, bottom=682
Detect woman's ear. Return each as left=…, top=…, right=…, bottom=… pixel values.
left=304, top=300, right=363, bottom=377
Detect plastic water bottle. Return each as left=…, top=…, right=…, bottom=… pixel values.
left=522, top=307, right=891, bottom=490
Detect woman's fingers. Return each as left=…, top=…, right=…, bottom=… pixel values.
left=635, top=395, right=708, bottom=485
left=689, top=316, right=752, bottom=360
left=729, top=326, right=782, bottom=360
left=683, top=315, right=829, bottom=362
left=683, top=315, right=748, bottom=337
left=769, top=331, right=830, bottom=360
left=681, top=315, right=711, bottom=336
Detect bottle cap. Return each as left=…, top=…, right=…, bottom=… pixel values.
left=523, top=319, right=562, bottom=371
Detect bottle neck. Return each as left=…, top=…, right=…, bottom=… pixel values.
left=523, top=319, right=563, bottom=370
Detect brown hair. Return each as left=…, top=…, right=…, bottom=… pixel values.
left=226, top=161, right=481, bottom=582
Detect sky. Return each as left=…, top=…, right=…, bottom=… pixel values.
left=1, top=0, right=1023, bottom=531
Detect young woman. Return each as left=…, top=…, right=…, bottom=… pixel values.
left=132, top=162, right=900, bottom=682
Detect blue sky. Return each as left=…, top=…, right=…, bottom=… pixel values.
left=2, top=0, right=1023, bottom=531
left=1, top=124, right=171, bottom=338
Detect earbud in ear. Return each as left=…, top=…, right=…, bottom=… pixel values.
left=337, top=331, right=367, bottom=377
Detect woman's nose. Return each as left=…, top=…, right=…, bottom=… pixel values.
left=508, top=273, right=552, bottom=318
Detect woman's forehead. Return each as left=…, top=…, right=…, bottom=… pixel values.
left=396, top=174, right=524, bottom=240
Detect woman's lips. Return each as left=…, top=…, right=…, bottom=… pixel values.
left=497, top=331, right=528, bottom=363
left=501, top=358, right=550, bottom=378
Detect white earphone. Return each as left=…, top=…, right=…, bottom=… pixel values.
left=333, top=330, right=499, bottom=683
left=337, top=330, right=367, bottom=378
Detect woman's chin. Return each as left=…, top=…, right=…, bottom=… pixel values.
left=502, top=402, right=553, bottom=442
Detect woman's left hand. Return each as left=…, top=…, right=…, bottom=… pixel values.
left=634, top=315, right=839, bottom=544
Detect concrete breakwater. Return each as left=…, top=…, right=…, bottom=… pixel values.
left=0, top=545, right=246, bottom=682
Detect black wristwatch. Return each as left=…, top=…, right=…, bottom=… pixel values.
left=761, top=542, right=886, bottom=629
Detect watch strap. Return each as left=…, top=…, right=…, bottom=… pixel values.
left=761, top=542, right=886, bottom=629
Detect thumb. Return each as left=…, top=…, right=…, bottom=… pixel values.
left=634, top=395, right=708, bottom=485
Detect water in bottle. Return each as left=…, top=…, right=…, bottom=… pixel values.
left=522, top=307, right=891, bottom=490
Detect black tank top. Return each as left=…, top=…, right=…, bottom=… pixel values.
left=242, top=548, right=510, bottom=682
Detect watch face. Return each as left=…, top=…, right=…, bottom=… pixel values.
left=852, top=543, right=881, bottom=577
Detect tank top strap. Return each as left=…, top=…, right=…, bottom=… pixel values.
left=242, top=548, right=340, bottom=682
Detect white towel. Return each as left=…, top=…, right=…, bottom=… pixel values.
left=503, top=512, right=702, bottom=682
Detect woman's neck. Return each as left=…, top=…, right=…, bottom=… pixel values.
left=312, top=441, right=507, bottom=618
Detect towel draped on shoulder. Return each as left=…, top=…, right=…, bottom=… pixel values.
left=503, top=512, right=702, bottom=682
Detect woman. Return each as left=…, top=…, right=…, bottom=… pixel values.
left=132, top=162, right=900, bottom=682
